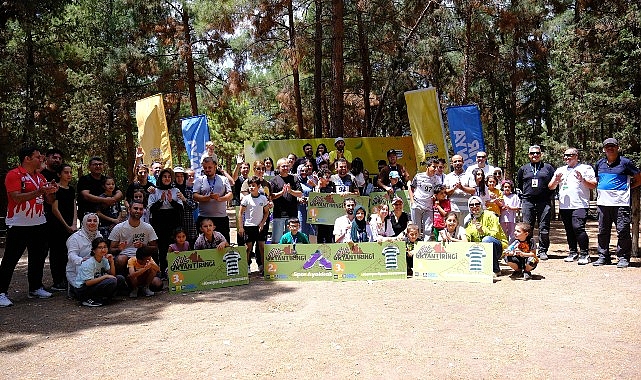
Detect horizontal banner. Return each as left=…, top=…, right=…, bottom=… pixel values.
left=307, top=193, right=370, bottom=225
left=412, top=242, right=493, bottom=283
left=168, top=247, right=249, bottom=293
left=264, top=242, right=407, bottom=281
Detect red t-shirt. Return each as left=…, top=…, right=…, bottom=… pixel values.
left=5, top=166, right=47, bottom=226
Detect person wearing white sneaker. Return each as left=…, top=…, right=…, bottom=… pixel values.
left=72, top=237, right=126, bottom=306
left=0, top=146, right=58, bottom=306
left=548, top=148, right=597, bottom=265
left=127, top=246, right=161, bottom=298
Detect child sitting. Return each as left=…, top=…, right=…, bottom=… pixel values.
left=168, top=227, right=190, bottom=253
left=432, top=184, right=451, bottom=241
left=194, top=217, right=229, bottom=250
left=127, top=246, right=162, bottom=297
left=503, top=222, right=539, bottom=280
left=279, top=218, right=310, bottom=244
left=438, top=212, right=467, bottom=243
left=73, top=237, right=126, bottom=307
left=404, top=223, right=420, bottom=277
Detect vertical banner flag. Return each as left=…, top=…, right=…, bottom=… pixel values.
left=181, top=115, right=210, bottom=173
left=446, top=105, right=485, bottom=169
left=404, top=87, right=449, bottom=172
left=136, top=94, right=172, bottom=168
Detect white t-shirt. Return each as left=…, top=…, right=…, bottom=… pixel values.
left=410, top=172, right=442, bottom=210
left=240, top=193, right=269, bottom=226
left=333, top=215, right=353, bottom=243
left=555, top=164, right=595, bottom=209
left=444, top=171, right=474, bottom=213
left=108, top=220, right=158, bottom=257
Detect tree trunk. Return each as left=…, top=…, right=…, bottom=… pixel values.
left=331, top=0, right=344, bottom=137
left=313, top=0, right=323, bottom=138
left=288, top=0, right=304, bottom=138
left=356, top=6, right=371, bottom=136
left=181, top=4, right=198, bottom=116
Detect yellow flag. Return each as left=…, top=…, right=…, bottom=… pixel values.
left=136, top=94, right=172, bottom=168
left=404, top=87, right=448, bottom=170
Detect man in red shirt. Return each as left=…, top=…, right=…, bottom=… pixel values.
left=0, top=146, right=58, bottom=307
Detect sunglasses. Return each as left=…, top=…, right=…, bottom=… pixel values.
left=469, top=203, right=482, bottom=207
left=528, top=152, right=541, bottom=156
left=563, top=154, right=576, bottom=157
left=476, top=155, right=487, bottom=159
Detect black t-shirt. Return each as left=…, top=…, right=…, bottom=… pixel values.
left=77, top=174, right=120, bottom=216
left=516, top=162, right=555, bottom=202
left=270, top=174, right=302, bottom=218
left=49, top=185, right=75, bottom=229
left=390, top=212, right=409, bottom=236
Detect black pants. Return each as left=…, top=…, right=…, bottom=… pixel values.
left=559, top=208, right=589, bottom=253
left=0, top=224, right=48, bottom=293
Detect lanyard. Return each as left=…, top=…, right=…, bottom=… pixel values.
left=207, top=175, right=217, bottom=192
left=530, top=163, right=540, bottom=176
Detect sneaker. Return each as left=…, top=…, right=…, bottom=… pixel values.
left=564, top=252, right=578, bottom=262
left=538, top=251, right=549, bottom=260
left=50, top=282, right=68, bottom=292
left=302, top=251, right=322, bottom=270
left=81, top=299, right=102, bottom=307
left=129, top=288, right=139, bottom=298
left=593, top=256, right=612, bottom=266
left=143, top=287, right=155, bottom=297
left=0, top=293, right=13, bottom=307
left=28, top=287, right=52, bottom=299
left=578, top=253, right=590, bottom=265
left=523, top=271, right=532, bottom=281
left=616, top=257, right=630, bottom=268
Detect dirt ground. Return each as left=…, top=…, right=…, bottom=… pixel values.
left=1, top=219, right=640, bottom=379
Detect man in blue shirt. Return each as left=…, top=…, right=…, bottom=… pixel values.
left=593, top=138, right=641, bottom=268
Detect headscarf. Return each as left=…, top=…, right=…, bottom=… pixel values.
left=350, top=205, right=369, bottom=242
left=467, top=195, right=485, bottom=221
left=155, top=168, right=174, bottom=190
left=80, top=212, right=101, bottom=242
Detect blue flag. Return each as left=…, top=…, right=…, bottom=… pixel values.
left=446, top=105, right=485, bottom=169
left=181, top=115, right=210, bottom=173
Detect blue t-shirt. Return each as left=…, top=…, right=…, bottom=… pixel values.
left=73, top=257, right=110, bottom=288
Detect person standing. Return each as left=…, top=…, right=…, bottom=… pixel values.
left=377, top=149, right=410, bottom=193
left=0, top=146, right=58, bottom=307
left=593, top=138, right=641, bottom=268
left=548, top=148, right=596, bottom=265
left=465, top=151, right=495, bottom=177
left=77, top=156, right=124, bottom=217
left=444, top=154, right=476, bottom=216
left=328, top=137, right=353, bottom=168
left=193, top=156, right=233, bottom=243
left=516, top=145, right=555, bottom=260
left=269, top=157, right=303, bottom=243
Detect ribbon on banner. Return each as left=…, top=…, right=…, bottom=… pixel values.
left=446, top=105, right=485, bottom=169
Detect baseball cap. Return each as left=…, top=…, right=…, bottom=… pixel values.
left=392, top=196, right=403, bottom=204
left=173, top=166, right=186, bottom=174
left=603, top=138, right=618, bottom=147
left=386, top=149, right=397, bottom=157
left=334, top=137, right=345, bottom=145
left=389, top=171, right=400, bottom=179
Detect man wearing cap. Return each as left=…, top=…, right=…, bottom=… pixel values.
left=444, top=154, right=476, bottom=215
left=193, top=156, right=233, bottom=242
left=465, top=151, right=495, bottom=177
left=548, top=148, right=596, bottom=265
left=377, top=149, right=410, bottom=192
left=593, top=138, right=641, bottom=268
left=328, top=137, right=352, bottom=168
left=516, top=145, right=555, bottom=260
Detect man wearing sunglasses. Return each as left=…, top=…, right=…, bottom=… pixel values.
left=548, top=148, right=596, bottom=264
left=516, top=145, right=555, bottom=260
left=465, top=151, right=495, bottom=177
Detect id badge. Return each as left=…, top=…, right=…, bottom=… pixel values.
left=531, top=178, right=539, bottom=188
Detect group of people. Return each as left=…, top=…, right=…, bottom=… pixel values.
left=1, top=137, right=639, bottom=307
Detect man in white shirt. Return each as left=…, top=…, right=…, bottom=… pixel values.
left=465, top=151, right=495, bottom=177
left=333, top=198, right=357, bottom=243
left=109, top=201, right=158, bottom=276
left=444, top=155, right=476, bottom=216
left=548, top=148, right=596, bottom=265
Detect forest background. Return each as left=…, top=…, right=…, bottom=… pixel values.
left=0, top=0, right=640, bottom=216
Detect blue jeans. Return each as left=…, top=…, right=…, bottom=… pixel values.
left=272, top=218, right=288, bottom=244
left=482, top=236, right=502, bottom=273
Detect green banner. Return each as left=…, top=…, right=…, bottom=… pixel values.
left=264, top=242, right=406, bottom=281
left=307, top=193, right=370, bottom=225
left=412, top=242, right=493, bottom=283
left=368, top=190, right=411, bottom=215
left=168, top=247, right=249, bottom=293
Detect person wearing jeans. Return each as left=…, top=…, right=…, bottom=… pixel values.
left=464, top=196, right=508, bottom=276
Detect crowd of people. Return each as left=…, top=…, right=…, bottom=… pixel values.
left=1, top=137, right=639, bottom=308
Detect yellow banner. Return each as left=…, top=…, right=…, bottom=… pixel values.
left=404, top=88, right=448, bottom=169
left=136, top=94, right=172, bottom=168
left=244, top=137, right=417, bottom=178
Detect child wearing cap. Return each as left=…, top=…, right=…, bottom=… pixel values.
left=409, top=158, right=442, bottom=241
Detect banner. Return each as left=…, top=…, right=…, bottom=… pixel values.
left=136, top=94, right=172, bottom=168
left=181, top=114, right=210, bottom=174
left=244, top=137, right=418, bottom=179
left=264, top=242, right=406, bottom=281
left=412, top=241, right=493, bottom=283
left=168, top=247, right=249, bottom=293
left=307, top=193, right=370, bottom=225
left=446, top=105, right=485, bottom=169
left=404, top=88, right=449, bottom=170
left=368, top=191, right=411, bottom=215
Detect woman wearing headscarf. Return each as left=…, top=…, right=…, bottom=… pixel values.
left=464, top=195, right=508, bottom=276
left=66, top=213, right=102, bottom=289
left=346, top=205, right=377, bottom=242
